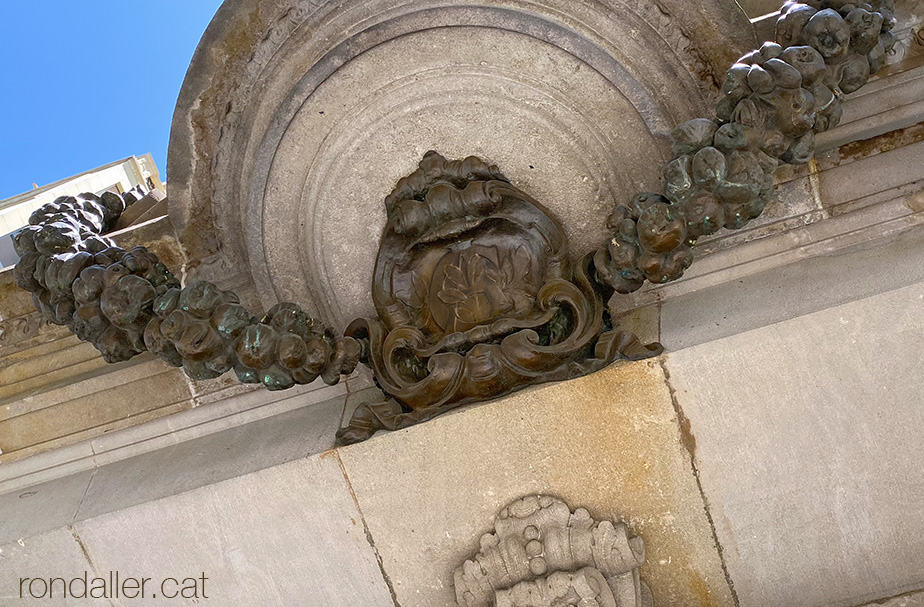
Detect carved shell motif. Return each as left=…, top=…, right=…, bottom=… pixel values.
left=453, top=496, right=652, bottom=607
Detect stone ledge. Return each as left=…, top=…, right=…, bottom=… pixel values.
left=817, top=66, right=924, bottom=151
left=658, top=223, right=924, bottom=351
left=0, top=375, right=373, bottom=544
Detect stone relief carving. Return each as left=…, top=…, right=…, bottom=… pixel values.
left=0, top=312, right=47, bottom=350
left=11, top=0, right=898, bottom=443
left=453, top=496, right=651, bottom=607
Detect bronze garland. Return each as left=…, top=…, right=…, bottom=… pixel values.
left=11, top=0, right=897, bottom=444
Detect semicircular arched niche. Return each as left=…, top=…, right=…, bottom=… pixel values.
left=167, top=0, right=756, bottom=329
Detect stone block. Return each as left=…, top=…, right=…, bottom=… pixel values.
left=74, top=392, right=345, bottom=521
left=73, top=456, right=394, bottom=606
left=0, top=471, right=93, bottom=545
left=339, top=361, right=733, bottom=606
left=663, top=281, right=924, bottom=607
left=0, top=528, right=103, bottom=606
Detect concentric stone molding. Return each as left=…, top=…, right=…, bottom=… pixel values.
left=11, top=0, right=898, bottom=442
left=453, top=496, right=651, bottom=607
left=167, top=0, right=755, bottom=326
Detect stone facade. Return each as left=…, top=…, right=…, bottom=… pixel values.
left=1, top=0, right=923, bottom=605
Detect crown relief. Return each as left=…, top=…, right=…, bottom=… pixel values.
left=453, top=496, right=651, bottom=607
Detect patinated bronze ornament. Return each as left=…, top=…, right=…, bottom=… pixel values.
left=339, top=152, right=659, bottom=443
left=11, top=0, right=897, bottom=444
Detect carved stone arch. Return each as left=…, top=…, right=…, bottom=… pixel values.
left=168, top=0, right=755, bottom=329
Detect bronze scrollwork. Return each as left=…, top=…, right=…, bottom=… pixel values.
left=11, top=0, right=897, bottom=444
left=338, top=152, right=659, bottom=443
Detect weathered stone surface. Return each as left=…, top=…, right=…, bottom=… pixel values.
left=615, top=304, right=661, bottom=349
left=168, top=0, right=754, bottom=328
left=0, top=267, right=37, bottom=321
left=859, top=591, right=924, bottom=607
left=340, top=361, right=733, bottom=606
left=820, top=139, right=924, bottom=214
left=0, top=471, right=94, bottom=544
left=109, top=216, right=184, bottom=273
left=0, top=528, right=105, bottom=606
left=660, top=226, right=924, bottom=350
left=73, top=456, right=394, bottom=606
left=0, top=360, right=194, bottom=462
left=73, top=391, right=345, bottom=521
left=0, top=338, right=109, bottom=403
left=816, top=66, right=924, bottom=152
left=112, top=190, right=167, bottom=232
left=736, top=0, right=783, bottom=17
left=663, top=281, right=924, bottom=607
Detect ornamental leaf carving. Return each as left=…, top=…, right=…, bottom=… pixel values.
left=435, top=247, right=534, bottom=331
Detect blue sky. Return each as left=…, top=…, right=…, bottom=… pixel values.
left=0, top=1, right=223, bottom=200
